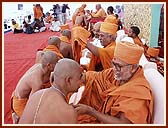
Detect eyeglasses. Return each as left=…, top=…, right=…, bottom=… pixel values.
left=111, top=61, right=131, bottom=71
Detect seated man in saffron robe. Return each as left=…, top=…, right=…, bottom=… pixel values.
left=128, top=26, right=148, bottom=53
left=59, top=29, right=73, bottom=59
left=87, top=22, right=118, bottom=71
left=11, top=51, right=59, bottom=124
left=73, top=42, right=154, bottom=124
left=72, top=4, right=87, bottom=25
left=88, top=4, right=106, bottom=22
left=87, top=4, right=106, bottom=30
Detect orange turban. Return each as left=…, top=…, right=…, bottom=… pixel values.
left=104, top=15, right=118, bottom=24
left=100, top=22, right=118, bottom=35
left=72, top=26, right=91, bottom=47
left=60, top=24, right=70, bottom=31
left=114, top=42, right=144, bottom=64
left=146, top=47, right=160, bottom=58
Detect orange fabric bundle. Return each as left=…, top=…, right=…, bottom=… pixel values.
left=100, top=22, right=118, bottom=35
left=59, top=36, right=71, bottom=44
left=60, top=24, right=70, bottom=31
left=104, top=15, right=118, bottom=24
left=43, top=45, right=64, bottom=59
left=72, top=26, right=91, bottom=48
left=114, top=42, right=144, bottom=64
left=147, top=47, right=160, bottom=58
left=71, top=39, right=82, bottom=63
left=71, top=25, right=90, bottom=63
left=11, top=95, right=28, bottom=117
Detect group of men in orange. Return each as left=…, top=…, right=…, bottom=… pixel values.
left=10, top=3, right=155, bottom=124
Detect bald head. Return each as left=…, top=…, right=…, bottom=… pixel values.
left=93, top=22, right=101, bottom=32
left=61, top=29, right=71, bottom=39
left=41, top=51, right=59, bottom=68
left=54, top=58, right=80, bottom=78
left=96, top=4, right=101, bottom=10
left=48, top=36, right=61, bottom=47
left=53, top=59, right=82, bottom=94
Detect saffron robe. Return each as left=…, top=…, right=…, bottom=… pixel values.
left=43, top=45, right=64, bottom=59
left=88, top=42, right=116, bottom=71
left=78, top=67, right=154, bottom=124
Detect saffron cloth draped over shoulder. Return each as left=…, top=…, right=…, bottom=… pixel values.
left=43, top=45, right=63, bottom=59
left=71, top=26, right=91, bottom=63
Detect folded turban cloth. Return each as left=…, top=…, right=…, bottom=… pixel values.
left=60, top=24, right=70, bottom=31
left=72, top=26, right=91, bottom=47
left=146, top=47, right=160, bottom=58
left=100, top=22, right=118, bottom=35
left=114, top=42, right=144, bottom=64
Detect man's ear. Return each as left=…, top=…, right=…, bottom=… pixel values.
left=132, top=33, right=136, bottom=38
left=46, top=63, right=50, bottom=69
left=50, top=72, right=54, bottom=85
left=65, top=75, right=71, bottom=86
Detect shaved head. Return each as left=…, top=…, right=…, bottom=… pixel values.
left=53, top=58, right=83, bottom=93
left=61, top=29, right=71, bottom=39
left=93, top=22, right=101, bottom=32
left=54, top=58, right=80, bottom=78
left=48, top=36, right=61, bottom=47
left=96, top=4, right=101, bottom=10
left=41, top=51, right=59, bottom=67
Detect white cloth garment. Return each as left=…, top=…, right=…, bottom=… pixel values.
left=50, top=21, right=61, bottom=32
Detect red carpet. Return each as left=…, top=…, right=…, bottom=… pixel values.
left=4, top=28, right=61, bottom=124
